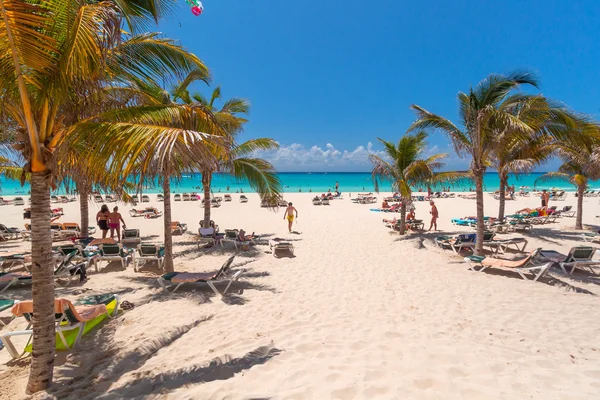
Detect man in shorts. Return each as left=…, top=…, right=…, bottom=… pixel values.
left=283, top=202, right=298, bottom=233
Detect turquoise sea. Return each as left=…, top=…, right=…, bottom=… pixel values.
left=0, top=172, right=596, bottom=195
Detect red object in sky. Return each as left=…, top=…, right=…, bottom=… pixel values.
left=191, top=5, right=203, bottom=16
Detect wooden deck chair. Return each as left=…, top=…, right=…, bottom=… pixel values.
left=157, top=256, right=240, bottom=295
left=464, top=248, right=551, bottom=281
left=0, top=294, right=119, bottom=359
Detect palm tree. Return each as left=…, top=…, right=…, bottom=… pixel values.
left=536, top=145, right=600, bottom=229
left=369, top=131, right=465, bottom=234
left=0, top=0, right=207, bottom=392
left=409, top=72, right=539, bottom=254
left=71, top=103, right=229, bottom=273
left=178, top=87, right=282, bottom=225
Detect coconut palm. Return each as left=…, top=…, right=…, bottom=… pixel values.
left=369, top=131, right=465, bottom=234
left=177, top=87, right=281, bottom=225
left=535, top=144, right=600, bottom=229
left=409, top=72, right=539, bottom=254
left=0, top=0, right=208, bottom=392
left=71, top=103, right=230, bottom=273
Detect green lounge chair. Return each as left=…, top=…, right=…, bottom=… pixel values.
left=0, top=294, right=119, bottom=359
left=157, top=256, right=240, bottom=295
left=0, top=251, right=86, bottom=293
left=94, top=243, right=134, bottom=271
left=0, top=298, right=18, bottom=327
left=540, top=246, right=600, bottom=275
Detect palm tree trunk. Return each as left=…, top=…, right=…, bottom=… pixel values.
left=202, top=171, right=212, bottom=226
left=399, top=201, right=407, bottom=235
left=162, top=175, right=174, bottom=273
left=26, top=172, right=56, bottom=394
left=498, top=174, right=507, bottom=221
left=474, top=170, right=485, bottom=255
left=576, top=183, right=585, bottom=230
left=79, top=184, right=89, bottom=238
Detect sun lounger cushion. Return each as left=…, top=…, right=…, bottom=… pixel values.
left=0, top=272, right=30, bottom=282
left=169, top=272, right=218, bottom=283
left=0, top=299, right=14, bottom=312
left=12, top=299, right=107, bottom=322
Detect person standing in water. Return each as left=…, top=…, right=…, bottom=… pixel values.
left=283, top=202, right=298, bottom=233
left=335, top=181, right=339, bottom=192
left=428, top=201, right=439, bottom=231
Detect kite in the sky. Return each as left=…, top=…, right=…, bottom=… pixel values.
left=185, top=0, right=204, bottom=16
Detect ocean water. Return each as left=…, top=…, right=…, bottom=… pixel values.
left=0, top=172, right=595, bottom=195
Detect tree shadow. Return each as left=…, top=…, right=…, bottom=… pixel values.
left=49, top=316, right=216, bottom=399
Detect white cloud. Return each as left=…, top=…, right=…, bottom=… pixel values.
left=253, top=142, right=469, bottom=172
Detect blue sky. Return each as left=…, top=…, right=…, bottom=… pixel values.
left=159, top=0, right=600, bottom=172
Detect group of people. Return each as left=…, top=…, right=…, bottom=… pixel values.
left=381, top=200, right=439, bottom=232
left=96, top=205, right=126, bottom=241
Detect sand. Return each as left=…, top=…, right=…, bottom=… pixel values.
left=1, top=192, right=600, bottom=399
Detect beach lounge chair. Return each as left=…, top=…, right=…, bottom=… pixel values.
left=141, top=195, right=150, bottom=203
left=0, top=253, right=29, bottom=273
left=0, top=224, right=21, bottom=240
left=220, top=229, right=253, bottom=249
left=224, top=194, right=232, bottom=202
left=540, top=246, right=600, bottom=275
left=464, top=248, right=551, bottom=281
left=93, top=194, right=104, bottom=202
left=174, top=194, right=181, bottom=201
left=121, top=228, right=141, bottom=246
left=191, top=193, right=200, bottom=201
left=0, top=299, right=18, bottom=327
left=157, top=256, right=241, bottom=295
left=133, top=244, right=164, bottom=272
left=435, top=234, right=477, bottom=254
left=105, top=194, right=116, bottom=202
left=157, top=194, right=164, bottom=202
left=56, top=244, right=98, bottom=265
left=172, top=221, right=188, bottom=235
left=269, top=238, right=295, bottom=257
left=0, top=294, right=119, bottom=359
left=62, top=222, right=96, bottom=236
left=196, top=228, right=217, bottom=248
left=0, top=251, right=87, bottom=292
left=322, top=198, right=330, bottom=205
left=13, top=197, right=24, bottom=206
left=210, top=198, right=221, bottom=208
left=50, top=195, right=60, bottom=203
left=94, top=243, right=134, bottom=271
left=240, top=195, right=249, bottom=203
left=557, top=205, right=575, bottom=218
left=312, top=197, right=322, bottom=205
left=182, top=193, right=191, bottom=201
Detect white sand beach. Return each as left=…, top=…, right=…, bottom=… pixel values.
left=1, top=193, right=600, bottom=399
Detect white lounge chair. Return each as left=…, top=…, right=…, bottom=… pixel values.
left=133, top=244, right=164, bottom=272
left=464, top=248, right=551, bottom=281
left=269, top=239, right=295, bottom=257
left=540, top=246, right=600, bottom=275
left=157, top=256, right=241, bottom=296
left=94, top=243, right=134, bottom=271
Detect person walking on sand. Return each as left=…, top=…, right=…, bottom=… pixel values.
left=428, top=201, right=439, bottom=231
left=283, top=202, right=298, bottom=233
left=108, top=206, right=126, bottom=242
left=541, top=189, right=550, bottom=209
